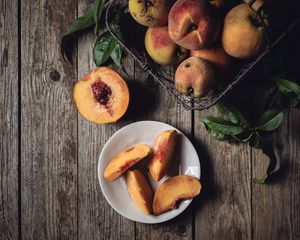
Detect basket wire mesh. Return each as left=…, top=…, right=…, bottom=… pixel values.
left=105, top=0, right=300, bottom=110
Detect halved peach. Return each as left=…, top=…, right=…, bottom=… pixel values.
left=153, top=175, right=201, bottom=215
left=149, top=130, right=177, bottom=181
left=104, top=144, right=152, bottom=182
left=73, top=67, right=129, bottom=124
left=126, top=170, right=154, bottom=215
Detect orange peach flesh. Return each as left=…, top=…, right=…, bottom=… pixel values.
left=149, top=130, right=177, bottom=181
left=126, top=170, right=154, bottom=215
left=103, top=144, right=152, bottom=182
left=153, top=175, right=201, bottom=215
left=73, top=67, right=129, bottom=124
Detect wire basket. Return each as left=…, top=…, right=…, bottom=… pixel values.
left=105, top=0, right=300, bottom=110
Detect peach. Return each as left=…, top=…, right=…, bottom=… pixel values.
left=153, top=175, right=201, bottom=215
left=73, top=67, right=129, bottom=124
left=103, top=144, right=152, bottom=182
left=149, top=130, right=177, bottom=181
left=174, top=56, right=215, bottom=98
left=129, top=0, right=173, bottom=27
left=222, top=3, right=268, bottom=59
left=126, top=170, right=154, bottom=215
left=168, top=0, right=220, bottom=50
left=145, top=26, right=188, bottom=65
left=190, top=46, right=232, bottom=76
left=209, top=0, right=224, bottom=8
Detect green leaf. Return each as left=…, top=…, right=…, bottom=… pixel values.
left=203, top=117, right=246, bottom=136
left=66, top=5, right=95, bottom=35
left=276, top=78, right=300, bottom=99
left=93, top=32, right=116, bottom=66
left=61, top=5, right=95, bottom=63
left=253, top=139, right=278, bottom=184
left=216, top=100, right=248, bottom=127
left=110, top=43, right=122, bottom=68
left=207, top=128, right=233, bottom=141
left=109, top=13, right=123, bottom=68
left=256, top=109, right=284, bottom=131
left=94, top=0, right=105, bottom=35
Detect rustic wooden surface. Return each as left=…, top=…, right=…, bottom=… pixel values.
left=0, top=0, right=299, bottom=239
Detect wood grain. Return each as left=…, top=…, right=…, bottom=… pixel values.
left=251, top=29, right=300, bottom=240
left=194, top=95, right=252, bottom=239
left=0, top=0, right=19, bottom=239
left=77, top=2, right=135, bottom=239
left=21, top=0, right=78, bottom=239
left=134, top=63, right=193, bottom=239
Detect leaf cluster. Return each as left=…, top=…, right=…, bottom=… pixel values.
left=61, top=0, right=123, bottom=68
left=203, top=78, right=300, bottom=183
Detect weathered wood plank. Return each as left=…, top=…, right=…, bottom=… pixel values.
left=251, top=27, right=300, bottom=240
left=21, top=0, right=78, bottom=239
left=77, top=2, right=135, bottom=239
left=194, top=92, right=252, bottom=239
left=134, top=67, right=193, bottom=239
left=0, top=0, right=19, bottom=239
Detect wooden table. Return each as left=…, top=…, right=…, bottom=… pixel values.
left=1, top=0, right=300, bottom=239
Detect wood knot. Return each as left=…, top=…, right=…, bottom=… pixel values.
left=176, top=224, right=187, bottom=236
left=49, top=69, right=60, bottom=82
left=2, top=48, right=8, bottom=67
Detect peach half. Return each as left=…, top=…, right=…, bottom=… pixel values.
left=153, top=175, right=201, bottom=215
left=168, top=0, right=220, bottom=50
left=103, top=144, right=152, bottom=182
left=126, top=170, right=154, bottom=215
left=73, top=67, right=129, bottom=124
left=149, top=130, right=177, bottom=181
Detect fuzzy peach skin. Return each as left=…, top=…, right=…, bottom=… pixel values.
left=145, top=26, right=188, bottom=65
left=153, top=175, right=201, bottom=215
left=73, top=67, right=129, bottom=124
left=175, top=56, right=215, bottom=98
left=126, top=170, right=154, bottom=215
left=222, top=3, right=268, bottom=59
left=129, top=0, right=173, bottom=27
left=190, top=46, right=232, bottom=76
left=103, top=144, right=152, bottom=182
left=168, top=0, right=220, bottom=50
left=149, top=130, right=177, bottom=181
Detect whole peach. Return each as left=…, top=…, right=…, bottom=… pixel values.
left=129, top=0, right=173, bottom=27
left=190, top=46, right=232, bottom=76
left=168, top=0, right=220, bottom=50
left=175, top=56, right=215, bottom=98
left=222, top=3, right=268, bottom=59
left=145, top=26, right=188, bottom=65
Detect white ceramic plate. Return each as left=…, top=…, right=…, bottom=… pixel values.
left=98, top=120, right=201, bottom=224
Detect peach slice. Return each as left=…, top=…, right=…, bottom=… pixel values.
left=73, top=67, right=129, bottom=124
left=126, top=170, right=154, bottom=215
left=153, top=175, right=201, bottom=215
left=104, top=144, right=152, bottom=182
left=149, top=130, right=177, bottom=181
